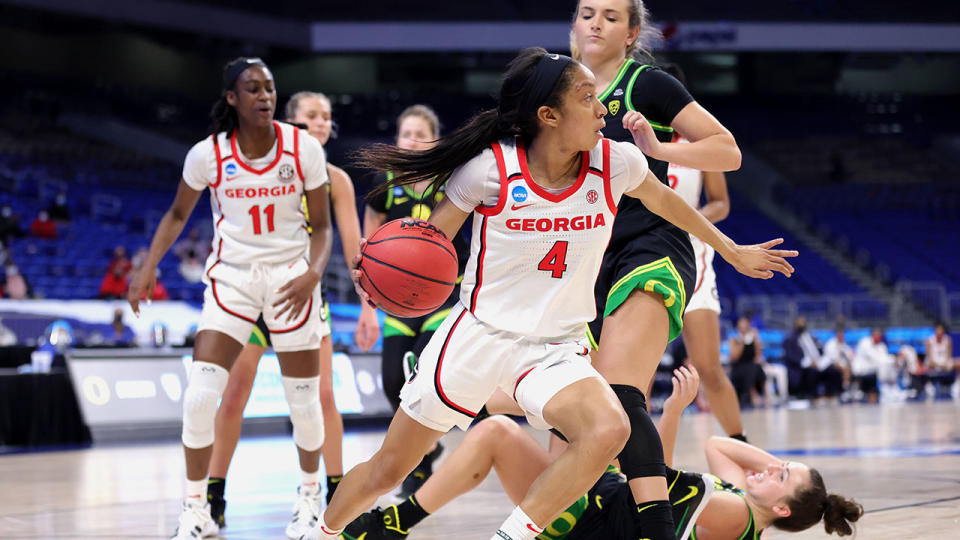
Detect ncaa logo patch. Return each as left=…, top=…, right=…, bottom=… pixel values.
left=278, top=163, right=295, bottom=182
left=511, top=185, right=528, bottom=203
left=224, top=163, right=237, bottom=176
left=586, top=189, right=599, bottom=204
left=393, top=186, right=404, bottom=196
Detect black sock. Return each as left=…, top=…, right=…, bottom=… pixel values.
left=326, top=475, right=342, bottom=503
left=395, top=494, right=430, bottom=529
left=635, top=500, right=677, bottom=540
left=207, top=477, right=225, bottom=501
left=730, top=433, right=748, bottom=443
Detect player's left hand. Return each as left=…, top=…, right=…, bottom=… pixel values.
left=622, top=110, right=660, bottom=156
left=274, top=269, right=321, bottom=322
left=354, top=303, right=380, bottom=351
left=728, top=238, right=798, bottom=279
left=663, top=365, right=700, bottom=416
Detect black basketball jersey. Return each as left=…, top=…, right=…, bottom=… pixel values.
left=598, top=60, right=694, bottom=246
left=368, top=172, right=470, bottom=276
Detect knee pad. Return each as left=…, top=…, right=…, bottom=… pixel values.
left=182, top=361, right=229, bottom=449
left=283, top=376, right=325, bottom=451
left=610, top=384, right=666, bottom=480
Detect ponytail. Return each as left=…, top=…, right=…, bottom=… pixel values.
left=357, top=47, right=577, bottom=197
left=774, top=468, right=864, bottom=536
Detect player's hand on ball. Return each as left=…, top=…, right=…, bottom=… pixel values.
left=728, top=238, right=797, bottom=279
left=663, top=365, right=700, bottom=416
left=622, top=111, right=660, bottom=156
left=127, top=266, right=156, bottom=316
left=351, top=238, right=377, bottom=309
left=274, top=269, right=321, bottom=322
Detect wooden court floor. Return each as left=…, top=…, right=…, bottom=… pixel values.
left=1, top=401, right=958, bottom=539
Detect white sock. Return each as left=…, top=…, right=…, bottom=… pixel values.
left=491, top=506, right=542, bottom=540
left=302, top=470, right=321, bottom=492
left=314, top=514, right=342, bottom=538
left=186, top=478, right=207, bottom=505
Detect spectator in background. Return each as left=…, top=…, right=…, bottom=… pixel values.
left=178, top=249, right=204, bottom=283
left=29, top=210, right=57, bottom=239
left=2, top=263, right=30, bottom=299
left=823, top=327, right=855, bottom=400
left=897, top=343, right=925, bottom=400
left=728, top=316, right=767, bottom=407
left=131, top=250, right=169, bottom=301
left=106, top=308, right=136, bottom=347
left=98, top=263, right=128, bottom=299
left=782, top=316, right=821, bottom=398
left=47, top=192, right=71, bottom=224
left=925, top=322, right=958, bottom=397
left=853, top=328, right=893, bottom=403
left=173, top=228, right=209, bottom=262
left=0, top=205, right=24, bottom=244
left=131, top=246, right=149, bottom=272
left=107, top=246, right=132, bottom=277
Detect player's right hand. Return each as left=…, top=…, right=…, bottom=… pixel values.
left=351, top=238, right=377, bottom=310
left=127, top=266, right=156, bottom=316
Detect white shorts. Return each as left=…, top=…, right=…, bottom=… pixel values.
left=400, top=303, right=603, bottom=432
left=685, top=236, right=721, bottom=315
left=198, top=257, right=325, bottom=352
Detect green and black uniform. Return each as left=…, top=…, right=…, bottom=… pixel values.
left=689, top=474, right=761, bottom=540
left=588, top=60, right=697, bottom=347
left=367, top=173, right=470, bottom=411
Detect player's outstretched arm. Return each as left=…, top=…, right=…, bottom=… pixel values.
left=657, top=366, right=700, bottom=468
left=128, top=179, right=203, bottom=314
left=626, top=174, right=797, bottom=280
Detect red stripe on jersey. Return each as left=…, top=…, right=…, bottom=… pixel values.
left=230, top=122, right=283, bottom=175
left=476, top=142, right=510, bottom=217
left=513, top=366, right=536, bottom=401
left=269, top=295, right=313, bottom=333
left=292, top=126, right=305, bottom=183
left=693, top=244, right=708, bottom=294
left=210, top=277, right=257, bottom=324
left=469, top=215, right=488, bottom=314
left=526, top=523, right=543, bottom=534
left=211, top=134, right=223, bottom=188
left=434, top=309, right=477, bottom=417
left=601, top=139, right=617, bottom=216
left=517, top=139, right=588, bottom=203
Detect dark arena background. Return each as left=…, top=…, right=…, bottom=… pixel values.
left=0, top=1, right=958, bottom=539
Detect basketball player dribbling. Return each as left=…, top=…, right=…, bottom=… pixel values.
left=301, top=47, right=795, bottom=540
left=128, top=57, right=334, bottom=540
left=363, top=105, right=471, bottom=495
left=571, top=2, right=751, bottom=536
left=204, top=90, right=380, bottom=534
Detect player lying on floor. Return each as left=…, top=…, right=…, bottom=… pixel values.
left=343, top=366, right=862, bottom=540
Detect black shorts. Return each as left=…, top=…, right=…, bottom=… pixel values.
left=567, top=472, right=636, bottom=540
left=588, top=223, right=695, bottom=348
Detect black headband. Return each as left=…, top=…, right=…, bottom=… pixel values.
left=223, top=57, right=266, bottom=90
left=519, top=53, right=573, bottom=118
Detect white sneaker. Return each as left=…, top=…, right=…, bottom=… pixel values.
left=171, top=500, right=219, bottom=539
left=286, top=485, right=323, bottom=539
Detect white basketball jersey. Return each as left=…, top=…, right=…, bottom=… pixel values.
left=460, top=138, right=618, bottom=339
left=927, top=335, right=951, bottom=369
left=668, top=138, right=714, bottom=291
left=207, top=122, right=321, bottom=265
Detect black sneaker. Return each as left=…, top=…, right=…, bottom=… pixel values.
left=397, top=442, right=443, bottom=497
left=341, top=506, right=408, bottom=539
left=207, top=492, right=226, bottom=530
left=667, top=469, right=716, bottom=540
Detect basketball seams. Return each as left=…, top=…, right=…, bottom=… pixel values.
left=359, top=267, right=445, bottom=317
left=365, top=235, right=458, bottom=264
left=361, top=253, right=457, bottom=286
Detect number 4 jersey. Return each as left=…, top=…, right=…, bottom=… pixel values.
left=182, top=121, right=329, bottom=265
left=444, top=136, right=648, bottom=339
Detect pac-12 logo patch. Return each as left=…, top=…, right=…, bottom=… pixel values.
left=224, top=163, right=237, bottom=177
left=511, top=185, right=528, bottom=203
left=586, top=189, right=599, bottom=204
left=278, top=164, right=295, bottom=182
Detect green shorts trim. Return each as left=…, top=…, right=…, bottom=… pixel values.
left=248, top=324, right=269, bottom=347
left=604, top=257, right=687, bottom=342
left=421, top=308, right=451, bottom=333
left=383, top=317, right=416, bottom=338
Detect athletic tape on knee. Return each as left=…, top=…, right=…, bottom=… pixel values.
left=182, top=361, right=229, bottom=449
left=610, top=384, right=666, bottom=480
left=283, top=376, right=325, bottom=451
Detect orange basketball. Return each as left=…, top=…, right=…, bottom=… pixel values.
left=359, top=218, right=458, bottom=318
